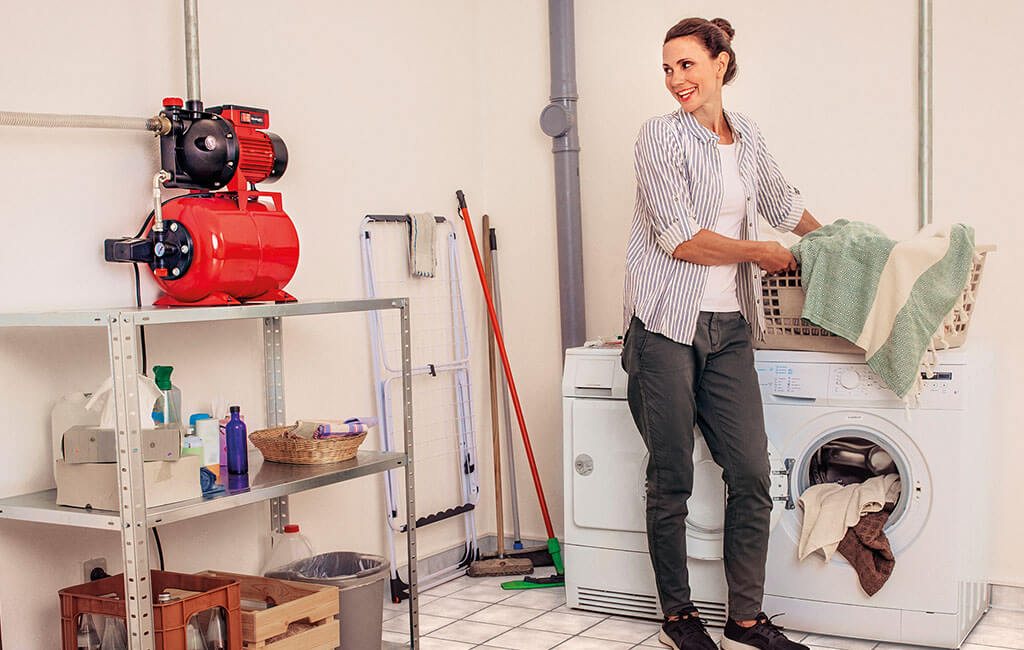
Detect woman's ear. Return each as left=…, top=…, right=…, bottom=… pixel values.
left=717, top=52, right=730, bottom=79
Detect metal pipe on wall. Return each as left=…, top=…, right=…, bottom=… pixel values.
left=184, top=0, right=202, bottom=109
left=0, top=110, right=166, bottom=132
left=540, top=0, right=586, bottom=351
left=918, top=0, right=933, bottom=229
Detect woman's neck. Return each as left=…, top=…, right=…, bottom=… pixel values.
left=692, top=101, right=731, bottom=141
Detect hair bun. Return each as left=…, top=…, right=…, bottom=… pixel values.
left=710, top=18, right=735, bottom=42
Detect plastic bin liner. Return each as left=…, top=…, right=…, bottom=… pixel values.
left=268, top=552, right=387, bottom=586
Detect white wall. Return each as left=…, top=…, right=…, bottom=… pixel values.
left=1, top=2, right=1022, bottom=647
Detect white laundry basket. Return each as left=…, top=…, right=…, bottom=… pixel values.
left=754, top=245, right=994, bottom=353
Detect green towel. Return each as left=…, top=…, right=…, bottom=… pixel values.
left=791, top=219, right=975, bottom=398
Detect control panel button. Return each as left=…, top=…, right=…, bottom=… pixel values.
left=840, top=370, right=861, bottom=390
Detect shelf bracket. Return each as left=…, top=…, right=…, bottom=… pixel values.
left=264, top=316, right=289, bottom=534
left=399, top=298, right=420, bottom=645
left=110, top=314, right=156, bottom=649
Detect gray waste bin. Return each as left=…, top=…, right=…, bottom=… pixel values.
left=267, top=551, right=389, bottom=650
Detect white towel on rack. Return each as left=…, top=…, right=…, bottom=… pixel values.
left=409, top=212, right=437, bottom=278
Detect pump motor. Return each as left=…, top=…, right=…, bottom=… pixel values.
left=105, top=98, right=299, bottom=306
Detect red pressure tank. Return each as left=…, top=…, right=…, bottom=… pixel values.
left=149, top=191, right=299, bottom=306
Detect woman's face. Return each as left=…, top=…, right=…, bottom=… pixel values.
left=662, top=36, right=728, bottom=113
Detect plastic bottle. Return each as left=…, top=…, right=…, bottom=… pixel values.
left=183, top=413, right=208, bottom=458
left=185, top=616, right=208, bottom=650
left=196, top=416, right=221, bottom=477
left=226, top=405, right=248, bottom=475
left=205, top=608, right=227, bottom=650
left=76, top=613, right=101, bottom=649
left=99, top=617, right=127, bottom=650
left=262, top=524, right=314, bottom=575
left=152, top=365, right=182, bottom=425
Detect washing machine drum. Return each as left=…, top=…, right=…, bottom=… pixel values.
left=772, top=411, right=931, bottom=556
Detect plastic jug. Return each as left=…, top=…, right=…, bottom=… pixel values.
left=99, top=617, right=127, bottom=650
left=262, top=524, right=314, bottom=575
left=76, top=613, right=101, bottom=649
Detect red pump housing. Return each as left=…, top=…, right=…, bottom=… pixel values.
left=151, top=190, right=299, bottom=306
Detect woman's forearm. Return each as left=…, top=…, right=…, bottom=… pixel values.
left=792, top=210, right=822, bottom=236
left=672, top=229, right=765, bottom=265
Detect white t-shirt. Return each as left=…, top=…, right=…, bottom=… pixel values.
left=699, top=142, right=745, bottom=312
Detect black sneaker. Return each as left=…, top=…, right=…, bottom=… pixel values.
left=722, top=613, right=807, bottom=650
left=658, top=615, right=718, bottom=650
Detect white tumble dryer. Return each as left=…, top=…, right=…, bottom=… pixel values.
left=562, top=346, right=789, bottom=625
left=756, top=348, right=989, bottom=648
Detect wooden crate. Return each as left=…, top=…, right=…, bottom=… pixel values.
left=199, top=571, right=338, bottom=650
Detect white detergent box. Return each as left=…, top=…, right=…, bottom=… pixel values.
left=62, top=425, right=183, bottom=464
left=55, top=455, right=201, bottom=510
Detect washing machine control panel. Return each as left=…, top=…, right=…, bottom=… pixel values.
left=757, top=361, right=966, bottom=409
left=828, top=364, right=898, bottom=402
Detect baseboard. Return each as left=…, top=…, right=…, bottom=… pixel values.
left=991, top=584, right=1024, bottom=610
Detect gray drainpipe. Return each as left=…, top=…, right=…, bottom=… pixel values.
left=918, top=0, right=933, bottom=230
left=540, top=0, right=586, bottom=351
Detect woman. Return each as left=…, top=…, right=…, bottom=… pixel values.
left=621, top=17, right=822, bottom=650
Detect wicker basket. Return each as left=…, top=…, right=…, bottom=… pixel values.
left=250, top=427, right=367, bottom=465
left=755, top=245, right=993, bottom=353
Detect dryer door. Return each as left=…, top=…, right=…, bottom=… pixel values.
left=571, top=398, right=785, bottom=561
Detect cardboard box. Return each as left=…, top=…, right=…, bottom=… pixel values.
left=55, top=455, right=201, bottom=510
left=62, top=425, right=183, bottom=464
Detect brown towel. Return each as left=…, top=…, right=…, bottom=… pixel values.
left=837, top=505, right=895, bottom=596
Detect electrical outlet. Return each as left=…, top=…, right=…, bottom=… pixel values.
left=83, top=557, right=107, bottom=583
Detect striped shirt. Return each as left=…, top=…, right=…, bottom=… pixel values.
left=623, top=108, right=805, bottom=345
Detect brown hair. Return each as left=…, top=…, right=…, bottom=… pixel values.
left=664, top=17, right=738, bottom=84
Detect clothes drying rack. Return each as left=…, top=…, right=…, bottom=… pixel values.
left=361, top=214, right=480, bottom=602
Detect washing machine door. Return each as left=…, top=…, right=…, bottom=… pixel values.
left=771, top=410, right=931, bottom=555
left=571, top=398, right=786, bottom=561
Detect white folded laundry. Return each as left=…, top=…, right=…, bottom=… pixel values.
left=797, top=473, right=901, bottom=562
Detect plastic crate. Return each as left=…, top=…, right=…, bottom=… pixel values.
left=755, top=245, right=993, bottom=353
left=59, top=570, right=242, bottom=650
left=198, top=570, right=339, bottom=650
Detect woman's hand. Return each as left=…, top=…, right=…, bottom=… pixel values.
left=756, top=241, right=798, bottom=274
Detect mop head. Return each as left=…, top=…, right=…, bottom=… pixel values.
left=467, top=556, right=534, bottom=578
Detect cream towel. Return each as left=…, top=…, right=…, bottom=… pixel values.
left=408, top=212, right=437, bottom=278
left=798, top=473, right=901, bottom=562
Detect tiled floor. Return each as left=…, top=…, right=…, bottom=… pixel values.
left=380, top=576, right=1024, bottom=649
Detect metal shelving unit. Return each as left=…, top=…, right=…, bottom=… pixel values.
left=0, top=299, right=420, bottom=649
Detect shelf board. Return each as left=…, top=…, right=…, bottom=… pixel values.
left=0, top=450, right=405, bottom=530
left=0, top=298, right=407, bottom=329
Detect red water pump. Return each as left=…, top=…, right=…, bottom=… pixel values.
left=105, top=98, right=299, bottom=306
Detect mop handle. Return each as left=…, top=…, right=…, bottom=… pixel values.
left=456, top=190, right=555, bottom=539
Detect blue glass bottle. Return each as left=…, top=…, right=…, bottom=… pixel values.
left=226, top=406, right=248, bottom=475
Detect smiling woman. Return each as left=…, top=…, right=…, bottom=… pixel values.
left=621, top=14, right=822, bottom=650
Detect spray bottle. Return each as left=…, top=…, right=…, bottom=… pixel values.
left=152, top=366, right=181, bottom=425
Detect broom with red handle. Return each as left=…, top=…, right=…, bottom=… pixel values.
left=456, top=190, right=564, bottom=586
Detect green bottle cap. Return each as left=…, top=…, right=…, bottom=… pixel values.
left=153, top=365, right=174, bottom=390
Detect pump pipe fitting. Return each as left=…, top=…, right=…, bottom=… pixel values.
left=152, top=170, right=172, bottom=233
left=184, top=0, right=202, bottom=111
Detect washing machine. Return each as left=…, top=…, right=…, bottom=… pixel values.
left=756, top=348, right=989, bottom=648
left=562, top=345, right=789, bottom=625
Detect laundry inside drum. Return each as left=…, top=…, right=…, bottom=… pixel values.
left=807, top=436, right=900, bottom=499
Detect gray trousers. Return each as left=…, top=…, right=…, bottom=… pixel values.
left=621, top=312, right=772, bottom=620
